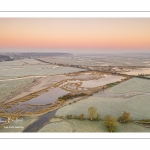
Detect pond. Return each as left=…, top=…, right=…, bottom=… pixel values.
left=1, top=88, right=69, bottom=114
left=81, top=75, right=125, bottom=88
left=19, top=88, right=69, bottom=105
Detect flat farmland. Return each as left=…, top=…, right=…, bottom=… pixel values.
left=56, top=78, right=150, bottom=120
left=39, top=118, right=150, bottom=132
left=107, top=78, right=150, bottom=93
left=0, top=59, right=85, bottom=80
left=39, top=53, right=150, bottom=67
left=0, top=78, right=35, bottom=101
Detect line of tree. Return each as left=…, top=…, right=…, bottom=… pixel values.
left=62, top=109, right=132, bottom=132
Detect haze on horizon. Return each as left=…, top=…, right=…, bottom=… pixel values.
left=0, top=18, right=150, bottom=53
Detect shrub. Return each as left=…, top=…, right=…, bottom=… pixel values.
left=58, top=93, right=87, bottom=101
left=118, top=111, right=132, bottom=123
left=66, top=115, right=72, bottom=119
left=104, top=115, right=117, bottom=132
left=79, top=113, right=84, bottom=120
left=140, top=119, right=150, bottom=122
left=88, top=106, right=97, bottom=120
left=96, top=113, right=101, bottom=121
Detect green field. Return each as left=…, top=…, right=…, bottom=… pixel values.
left=56, top=78, right=150, bottom=120
left=39, top=118, right=150, bottom=132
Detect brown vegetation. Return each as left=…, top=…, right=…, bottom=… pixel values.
left=66, top=115, right=73, bottom=119
left=96, top=113, right=101, bottom=121
left=118, top=111, right=132, bottom=123
left=104, top=115, right=117, bottom=132
left=58, top=93, right=87, bottom=101
left=79, top=113, right=84, bottom=120
left=88, top=106, right=97, bottom=120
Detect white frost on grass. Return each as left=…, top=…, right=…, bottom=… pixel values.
left=0, top=59, right=85, bottom=78
left=56, top=78, right=150, bottom=120
left=107, top=78, right=150, bottom=94
left=39, top=121, right=72, bottom=132
left=56, top=94, right=150, bottom=120
left=121, top=68, right=150, bottom=75
left=39, top=118, right=150, bottom=132
left=0, top=117, right=38, bottom=132
left=0, top=78, right=34, bottom=100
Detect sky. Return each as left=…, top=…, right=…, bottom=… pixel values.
left=0, top=18, right=150, bottom=53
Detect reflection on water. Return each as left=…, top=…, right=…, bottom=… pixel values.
left=81, top=75, right=125, bottom=88
left=19, top=88, right=69, bottom=105
left=1, top=88, right=69, bottom=114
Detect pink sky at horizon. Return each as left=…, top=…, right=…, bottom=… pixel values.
left=0, top=18, right=150, bottom=53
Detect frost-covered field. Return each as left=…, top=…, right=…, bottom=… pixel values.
left=0, top=59, right=85, bottom=79
left=39, top=121, right=73, bottom=132
left=107, top=78, right=150, bottom=93
left=121, top=68, right=150, bottom=75
left=144, top=76, right=150, bottom=78
left=56, top=78, right=150, bottom=120
left=56, top=95, right=150, bottom=120
left=39, top=118, right=150, bottom=132
left=0, top=117, right=38, bottom=132
left=40, top=53, right=150, bottom=66
left=0, top=78, right=34, bottom=101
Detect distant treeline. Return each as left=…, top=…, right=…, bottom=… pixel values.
left=0, top=55, right=13, bottom=62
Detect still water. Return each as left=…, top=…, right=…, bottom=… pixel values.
left=20, top=88, right=69, bottom=105
left=81, top=75, right=125, bottom=88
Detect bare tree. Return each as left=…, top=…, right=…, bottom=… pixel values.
left=88, top=107, right=97, bottom=120
left=79, top=113, right=84, bottom=120
left=96, top=113, right=101, bottom=121
left=118, top=111, right=131, bottom=123
left=104, top=115, right=117, bottom=132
